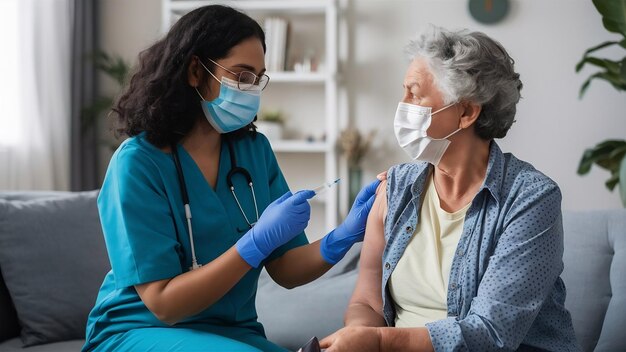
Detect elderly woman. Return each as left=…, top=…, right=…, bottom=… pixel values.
left=320, top=27, right=580, bottom=352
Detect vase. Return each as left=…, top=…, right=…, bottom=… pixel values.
left=348, top=166, right=362, bottom=206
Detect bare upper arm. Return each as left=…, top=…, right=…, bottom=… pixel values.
left=349, top=180, right=387, bottom=313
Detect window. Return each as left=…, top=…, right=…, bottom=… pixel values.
left=0, top=0, right=21, bottom=146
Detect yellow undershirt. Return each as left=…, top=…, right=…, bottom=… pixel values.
left=388, top=174, right=471, bottom=328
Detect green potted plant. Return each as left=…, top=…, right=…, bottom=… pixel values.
left=256, top=109, right=285, bottom=141
left=576, top=0, right=626, bottom=206
left=82, top=51, right=131, bottom=150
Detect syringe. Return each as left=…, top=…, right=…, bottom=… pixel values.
left=312, top=178, right=340, bottom=195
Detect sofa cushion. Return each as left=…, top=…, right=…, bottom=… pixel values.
left=0, top=191, right=74, bottom=202
left=0, top=270, right=20, bottom=342
left=0, top=191, right=110, bottom=347
left=562, top=210, right=626, bottom=352
left=0, top=337, right=85, bottom=352
left=0, top=192, right=74, bottom=344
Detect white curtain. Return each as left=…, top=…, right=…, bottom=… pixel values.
left=0, top=0, right=71, bottom=190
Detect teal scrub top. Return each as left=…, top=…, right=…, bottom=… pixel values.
left=83, top=132, right=308, bottom=351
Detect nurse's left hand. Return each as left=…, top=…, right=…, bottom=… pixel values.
left=320, top=179, right=380, bottom=264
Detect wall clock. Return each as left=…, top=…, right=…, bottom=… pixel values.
left=468, top=0, right=510, bottom=24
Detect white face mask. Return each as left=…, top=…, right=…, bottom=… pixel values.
left=394, top=101, right=460, bottom=166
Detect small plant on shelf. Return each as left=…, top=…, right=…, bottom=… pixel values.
left=338, top=127, right=376, bottom=205
left=338, top=128, right=375, bottom=168
left=258, top=109, right=284, bottom=124
left=256, top=109, right=285, bottom=140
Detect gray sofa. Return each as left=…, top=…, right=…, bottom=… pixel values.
left=0, top=191, right=624, bottom=351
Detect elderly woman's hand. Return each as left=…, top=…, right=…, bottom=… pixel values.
left=320, top=326, right=381, bottom=352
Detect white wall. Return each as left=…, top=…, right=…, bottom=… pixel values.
left=97, top=0, right=161, bottom=177
left=99, top=0, right=626, bottom=210
left=345, top=0, right=626, bottom=210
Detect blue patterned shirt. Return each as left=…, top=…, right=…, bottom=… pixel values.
left=382, top=142, right=580, bottom=351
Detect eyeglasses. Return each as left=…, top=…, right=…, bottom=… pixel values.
left=207, top=58, right=270, bottom=91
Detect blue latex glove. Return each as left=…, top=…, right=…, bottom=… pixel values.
left=236, top=190, right=315, bottom=267
left=320, top=179, right=381, bottom=264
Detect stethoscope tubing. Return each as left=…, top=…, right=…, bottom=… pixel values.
left=171, top=144, right=201, bottom=270
left=171, top=137, right=259, bottom=270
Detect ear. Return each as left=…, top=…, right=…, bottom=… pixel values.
left=187, top=56, right=204, bottom=87
left=458, top=101, right=482, bottom=129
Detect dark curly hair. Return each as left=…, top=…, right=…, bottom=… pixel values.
left=112, top=5, right=266, bottom=147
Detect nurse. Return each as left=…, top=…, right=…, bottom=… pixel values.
left=83, top=5, right=379, bottom=352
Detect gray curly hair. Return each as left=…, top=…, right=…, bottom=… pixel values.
left=405, top=26, right=522, bottom=140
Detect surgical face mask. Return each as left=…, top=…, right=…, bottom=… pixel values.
left=394, top=101, right=460, bottom=166
left=195, top=66, right=261, bottom=134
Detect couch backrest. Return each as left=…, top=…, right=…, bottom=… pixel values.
left=1, top=191, right=623, bottom=350
left=562, top=210, right=626, bottom=352
left=0, top=191, right=108, bottom=342
left=0, top=192, right=64, bottom=342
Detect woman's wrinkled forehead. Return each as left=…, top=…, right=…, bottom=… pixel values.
left=403, top=58, right=435, bottom=91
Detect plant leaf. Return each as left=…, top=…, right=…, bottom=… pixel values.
left=597, top=143, right=626, bottom=171
left=575, top=57, right=621, bottom=74
left=597, top=157, right=621, bottom=172
left=619, top=155, right=626, bottom=207
left=579, top=72, right=602, bottom=98
left=593, top=0, right=626, bottom=36
left=579, top=71, right=626, bottom=97
left=575, top=41, right=621, bottom=72
left=578, top=140, right=626, bottom=174
left=578, top=145, right=606, bottom=174
left=81, top=96, right=114, bottom=131
left=606, top=171, right=619, bottom=190
left=90, top=50, right=130, bottom=86
left=597, top=140, right=626, bottom=149
left=600, top=71, right=626, bottom=87
left=609, top=144, right=626, bottom=160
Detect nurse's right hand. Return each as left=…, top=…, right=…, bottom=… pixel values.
left=236, top=190, right=315, bottom=268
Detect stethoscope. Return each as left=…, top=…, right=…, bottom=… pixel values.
left=170, top=136, right=259, bottom=270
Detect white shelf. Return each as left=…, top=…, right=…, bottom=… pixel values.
left=268, top=71, right=327, bottom=83
left=268, top=140, right=329, bottom=153
left=170, top=0, right=331, bottom=13
left=163, top=0, right=340, bottom=233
